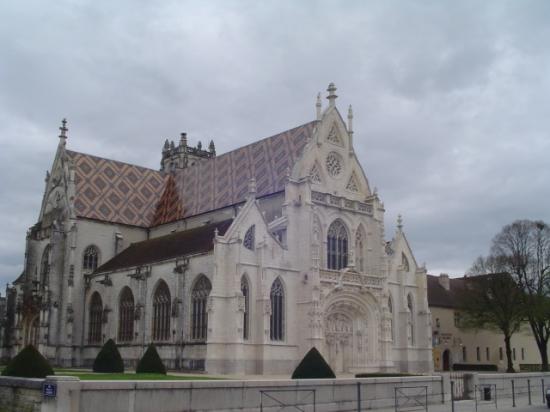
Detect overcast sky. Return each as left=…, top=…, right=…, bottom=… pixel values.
left=1, top=0, right=549, bottom=290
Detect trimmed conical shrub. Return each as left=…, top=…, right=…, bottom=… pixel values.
left=136, top=344, right=166, bottom=374
left=93, top=339, right=124, bottom=373
left=291, top=347, right=335, bottom=379
left=1, top=344, right=54, bottom=378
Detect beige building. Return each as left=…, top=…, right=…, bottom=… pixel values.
left=428, top=274, right=543, bottom=372
left=2, top=84, right=433, bottom=375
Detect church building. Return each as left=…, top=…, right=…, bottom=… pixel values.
left=2, top=84, right=433, bottom=375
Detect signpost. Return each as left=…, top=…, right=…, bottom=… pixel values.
left=43, top=383, right=57, bottom=399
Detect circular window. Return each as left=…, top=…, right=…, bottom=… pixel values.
left=326, top=152, right=343, bottom=177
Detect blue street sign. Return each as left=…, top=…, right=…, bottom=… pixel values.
left=43, top=383, right=57, bottom=398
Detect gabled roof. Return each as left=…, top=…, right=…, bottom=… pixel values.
left=172, top=121, right=316, bottom=219
left=427, top=275, right=466, bottom=309
left=67, top=121, right=316, bottom=227
left=67, top=151, right=167, bottom=227
left=95, top=219, right=233, bottom=273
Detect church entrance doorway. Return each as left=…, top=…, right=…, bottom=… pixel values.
left=442, top=349, right=451, bottom=371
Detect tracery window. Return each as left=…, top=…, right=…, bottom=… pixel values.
left=40, top=245, right=51, bottom=288
left=83, top=245, right=99, bottom=272
left=270, top=278, right=285, bottom=341
left=407, top=293, right=415, bottom=345
left=327, top=220, right=348, bottom=270
left=191, top=275, right=212, bottom=340
left=152, top=281, right=171, bottom=341
left=355, top=226, right=365, bottom=272
left=244, top=225, right=255, bottom=250
left=241, top=276, right=250, bottom=340
left=118, top=287, right=135, bottom=342
left=88, top=292, right=103, bottom=344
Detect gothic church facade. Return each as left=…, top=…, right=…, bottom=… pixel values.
left=2, top=84, right=433, bottom=374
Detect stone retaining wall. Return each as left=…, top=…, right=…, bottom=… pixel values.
left=0, top=377, right=43, bottom=412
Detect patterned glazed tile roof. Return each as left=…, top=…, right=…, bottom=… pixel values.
left=151, top=174, right=184, bottom=226
left=67, top=151, right=167, bottom=227
left=67, top=120, right=316, bottom=227
left=95, top=219, right=233, bottom=273
left=174, top=121, right=317, bottom=217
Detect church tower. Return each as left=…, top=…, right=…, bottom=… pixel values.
left=160, top=132, right=216, bottom=172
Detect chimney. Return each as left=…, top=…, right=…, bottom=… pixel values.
left=439, top=273, right=450, bottom=291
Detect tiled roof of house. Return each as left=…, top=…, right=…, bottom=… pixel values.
left=426, top=275, right=466, bottom=309
left=68, top=120, right=316, bottom=227
left=95, top=219, right=233, bottom=273
left=67, top=151, right=167, bottom=227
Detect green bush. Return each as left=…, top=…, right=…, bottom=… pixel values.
left=136, top=344, right=166, bottom=374
left=452, top=363, right=498, bottom=372
left=93, top=339, right=124, bottom=373
left=291, top=347, right=335, bottom=379
left=1, top=345, right=54, bottom=378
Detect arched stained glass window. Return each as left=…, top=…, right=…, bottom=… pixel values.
left=327, top=220, right=348, bottom=270
left=407, top=293, right=415, bottom=345
left=244, top=225, right=255, bottom=250
left=152, top=281, right=171, bottom=341
left=40, top=245, right=51, bottom=288
left=83, top=245, right=99, bottom=272
left=89, top=292, right=103, bottom=344
left=191, top=275, right=212, bottom=340
left=241, top=276, right=249, bottom=340
left=118, top=287, right=135, bottom=342
left=270, top=278, right=285, bottom=341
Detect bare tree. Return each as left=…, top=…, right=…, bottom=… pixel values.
left=489, top=220, right=550, bottom=371
left=459, top=271, right=525, bottom=372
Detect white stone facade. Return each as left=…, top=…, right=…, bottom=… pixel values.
left=2, top=85, right=433, bottom=375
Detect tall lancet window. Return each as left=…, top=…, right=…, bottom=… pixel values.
left=88, top=292, right=103, bottom=344
left=270, top=278, right=285, bottom=341
left=241, top=276, right=250, bottom=340
left=355, top=226, right=366, bottom=272
left=327, top=220, right=348, bottom=270
left=191, top=275, right=212, bottom=341
left=152, top=281, right=171, bottom=341
left=40, top=245, right=51, bottom=289
left=118, top=287, right=135, bottom=342
left=83, top=245, right=99, bottom=272
left=407, top=293, right=415, bottom=345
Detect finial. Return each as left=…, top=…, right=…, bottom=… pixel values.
left=397, top=214, right=403, bottom=231
left=326, top=83, right=338, bottom=107
left=248, top=177, right=257, bottom=198
left=214, top=227, right=219, bottom=237
left=179, top=132, right=187, bottom=147
left=163, top=139, right=170, bottom=152
left=208, top=140, right=216, bottom=155
left=316, top=92, right=322, bottom=120
left=170, top=141, right=175, bottom=150
left=58, top=118, right=68, bottom=141
left=197, top=141, right=202, bottom=151
left=347, top=105, right=353, bottom=133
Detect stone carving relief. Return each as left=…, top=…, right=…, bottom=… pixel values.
left=326, top=124, right=343, bottom=146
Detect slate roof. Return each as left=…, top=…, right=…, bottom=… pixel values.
left=95, top=219, right=233, bottom=273
left=426, top=275, right=466, bottom=309
left=67, top=151, right=167, bottom=227
left=68, top=121, right=316, bottom=227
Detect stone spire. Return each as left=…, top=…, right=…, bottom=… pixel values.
left=208, top=140, right=216, bottom=155
left=316, top=92, right=322, bottom=120
left=58, top=118, right=68, bottom=143
left=179, top=132, right=187, bottom=148
left=326, top=83, right=338, bottom=107
left=397, top=214, right=403, bottom=232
